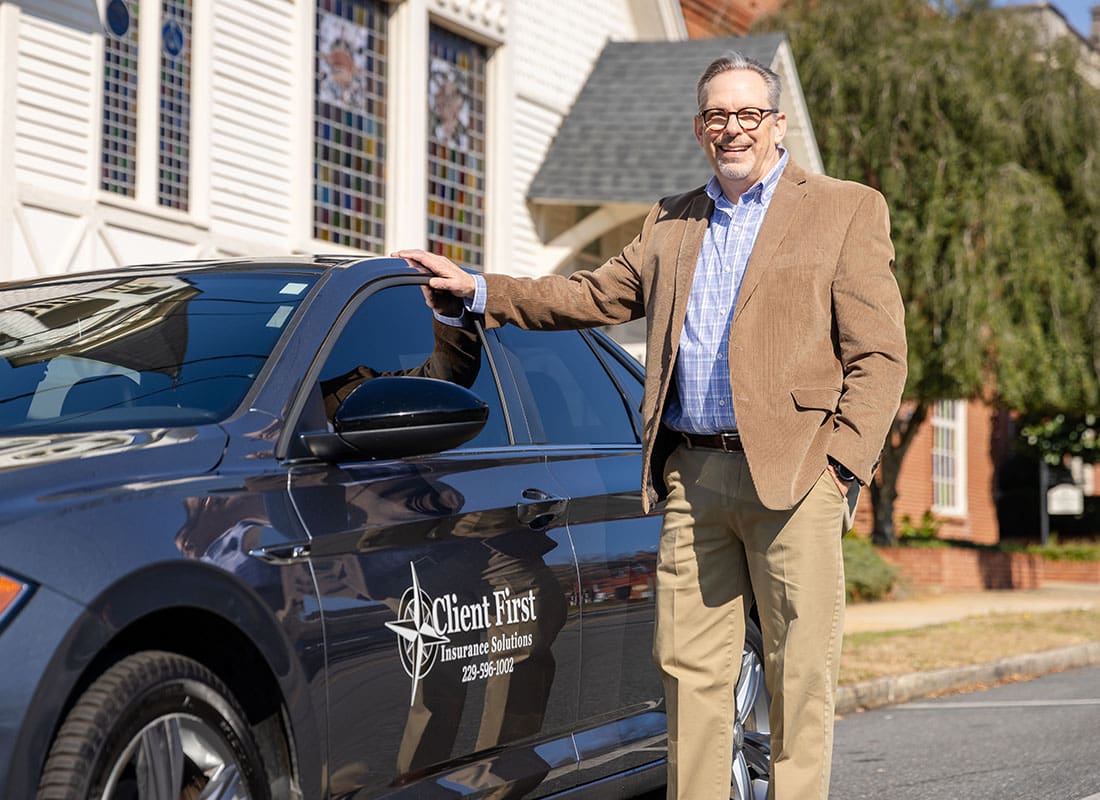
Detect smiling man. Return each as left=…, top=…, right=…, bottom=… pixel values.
left=396, top=51, right=907, bottom=800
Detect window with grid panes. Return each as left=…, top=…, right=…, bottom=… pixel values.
left=157, top=0, right=192, bottom=209
left=102, top=0, right=140, bottom=196
left=426, top=26, right=486, bottom=269
left=931, top=399, right=967, bottom=515
left=312, top=0, right=387, bottom=251
left=100, top=0, right=193, bottom=210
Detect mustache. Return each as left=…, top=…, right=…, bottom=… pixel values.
left=714, top=133, right=748, bottom=146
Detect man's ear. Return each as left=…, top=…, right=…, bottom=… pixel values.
left=772, top=112, right=788, bottom=146
left=693, top=114, right=706, bottom=145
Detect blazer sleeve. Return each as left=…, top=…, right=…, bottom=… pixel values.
left=479, top=203, right=661, bottom=331
left=828, top=189, right=908, bottom=484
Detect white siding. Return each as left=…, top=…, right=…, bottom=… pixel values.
left=509, top=0, right=637, bottom=275
left=208, top=0, right=296, bottom=241
left=512, top=0, right=632, bottom=117
left=14, top=7, right=95, bottom=194
left=509, top=97, right=563, bottom=277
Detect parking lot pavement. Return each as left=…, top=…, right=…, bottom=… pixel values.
left=831, top=665, right=1100, bottom=800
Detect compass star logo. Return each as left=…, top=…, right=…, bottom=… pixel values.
left=385, top=563, right=450, bottom=706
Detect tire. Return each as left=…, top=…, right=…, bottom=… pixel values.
left=731, top=618, right=770, bottom=800
left=37, top=650, right=271, bottom=800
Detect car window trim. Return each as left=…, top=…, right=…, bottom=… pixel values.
left=580, top=329, right=645, bottom=443
left=275, top=275, right=513, bottom=462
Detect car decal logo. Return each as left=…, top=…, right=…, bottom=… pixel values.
left=387, top=562, right=539, bottom=705
left=385, top=563, right=451, bottom=706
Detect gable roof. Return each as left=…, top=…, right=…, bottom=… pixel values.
left=527, top=34, right=788, bottom=205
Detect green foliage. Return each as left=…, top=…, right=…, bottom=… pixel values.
left=897, top=511, right=948, bottom=547
left=843, top=535, right=898, bottom=601
left=757, top=0, right=1100, bottom=412
left=1018, top=413, right=1099, bottom=465
left=755, top=0, right=1100, bottom=541
left=1025, top=535, right=1100, bottom=561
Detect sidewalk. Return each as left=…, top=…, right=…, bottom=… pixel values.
left=844, top=580, right=1100, bottom=634
left=836, top=581, right=1100, bottom=713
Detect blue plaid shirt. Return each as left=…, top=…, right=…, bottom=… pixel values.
left=663, top=149, right=788, bottom=434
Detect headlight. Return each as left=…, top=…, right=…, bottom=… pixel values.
left=0, top=570, right=33, bottom=631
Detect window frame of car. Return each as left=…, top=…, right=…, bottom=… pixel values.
left=484, top=326, right=643, bottom=449
left=277, top=274, right=517, bottom=463
left=276, top=274, right=646, bottom=463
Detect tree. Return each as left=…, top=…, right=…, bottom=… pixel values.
left=757, top=0, right=1100, bottom=543
left=1018, top=413, right=1099, bottom=466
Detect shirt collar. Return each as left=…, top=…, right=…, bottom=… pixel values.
left=706, top=147, right=789, bottom=214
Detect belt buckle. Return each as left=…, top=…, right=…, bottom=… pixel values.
left=718, top=431, right=740, bottom=452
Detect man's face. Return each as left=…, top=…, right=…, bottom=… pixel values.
left=694, top=69, right=786, bottom=194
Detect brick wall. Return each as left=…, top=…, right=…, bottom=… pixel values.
left=681, top=0, right=784, bottom=37
left=855, top=399, right=1005, bottom=545
left=876, top=547, right=1042, bottom=591
left=1039, top=560, right=1100, bottom=582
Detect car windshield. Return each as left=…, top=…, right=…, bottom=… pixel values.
left=0, top=271, right=317, bottom=433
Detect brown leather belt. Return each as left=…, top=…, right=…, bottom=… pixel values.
left=681, top=431, right=743, bottom=452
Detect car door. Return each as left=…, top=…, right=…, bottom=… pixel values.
left=487, top=326, right=667, bottom=783
left=286, top=282, right=581, bottom=798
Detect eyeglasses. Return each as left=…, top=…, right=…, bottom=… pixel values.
left=698, top=107, right=779, bottom=133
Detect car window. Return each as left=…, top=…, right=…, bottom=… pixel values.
left=0, top=272, right=317, bottom=433
left=493, top=327, right=638, bottom=445
left=590, top=333, right=644, bottom=436
left=318, top=284, right=509, bottom=448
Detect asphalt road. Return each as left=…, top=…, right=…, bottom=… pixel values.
left=638, top=665, right=1100, bottom=800
left=830, top=665, right=1100, bottom=800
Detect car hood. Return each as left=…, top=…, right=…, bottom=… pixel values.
left=0, top=426, right=228, bottom=519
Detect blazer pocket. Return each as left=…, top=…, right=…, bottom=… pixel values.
left=791, top=387, right=841, bottom=413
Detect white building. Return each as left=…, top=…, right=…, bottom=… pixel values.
left=0, top=0, right=680, bottom=280
left=0, top=0, right=821, bottom=300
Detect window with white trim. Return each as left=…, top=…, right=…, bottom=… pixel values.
left=426, top=25, right=487, bottom=269
left=931, top=399, right=967, bottom=515
left=100, top=0, right=193, bottom=210
left=312, top=0, right=388, bottom=251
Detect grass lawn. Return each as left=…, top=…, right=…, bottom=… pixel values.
left=840, top=607, right=1100, bottom=685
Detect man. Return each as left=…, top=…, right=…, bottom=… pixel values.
left=395, top=51, right=906, bottom=800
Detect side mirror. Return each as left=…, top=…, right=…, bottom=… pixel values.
left=300, top=376, right=488, bottom=461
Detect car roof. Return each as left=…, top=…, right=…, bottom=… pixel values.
left=0, top=255, right=418, bottom=290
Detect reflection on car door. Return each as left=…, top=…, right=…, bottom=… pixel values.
left=489, top=327, right=666, bottom=784
left=287, top=284, right=581, bottom=798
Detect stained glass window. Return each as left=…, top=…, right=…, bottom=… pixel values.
left=313, top=0, right=387, bottom=252
left=157, top=0, right=192, bottom=209
left=102, top=0, right=140, bottom=197
left=427, top=26, right=487, bottom=269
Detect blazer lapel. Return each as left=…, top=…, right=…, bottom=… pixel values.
left=668, top=192, right=713, bottom=348
left=733, top=166, right=808, bottom=323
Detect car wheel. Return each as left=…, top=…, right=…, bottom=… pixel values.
left=37, top=650, right=271, bottom=800
left=732, top=619, right=770, bottom=800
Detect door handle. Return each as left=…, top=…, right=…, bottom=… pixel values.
left=248, top=541, right=312, bottom=565
left=516, top=487, right=567, bottom=529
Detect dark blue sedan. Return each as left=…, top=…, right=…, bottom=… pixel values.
left=0, top=256, right=769, bottom=800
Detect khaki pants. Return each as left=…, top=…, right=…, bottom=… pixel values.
left=654, top=445, right=847, bottom=800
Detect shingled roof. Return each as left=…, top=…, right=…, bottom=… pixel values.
left=528, top=34, right=788, bottom=205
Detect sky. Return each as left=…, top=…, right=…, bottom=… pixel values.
left=995, top=0, right=1097, bottom=40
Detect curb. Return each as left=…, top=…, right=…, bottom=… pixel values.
left=836, top=641, right=1100, bottom=714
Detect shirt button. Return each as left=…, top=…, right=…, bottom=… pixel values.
left=719, top=400, right=726, bottom=406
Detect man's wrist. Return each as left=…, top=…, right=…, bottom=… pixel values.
left=829, top=458, right=857, bottom=483
left=465, top=273, right=488, bottom=315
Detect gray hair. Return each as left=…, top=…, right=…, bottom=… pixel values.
left=696, top=51, right=781, bottom=111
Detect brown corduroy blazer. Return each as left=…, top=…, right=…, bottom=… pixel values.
left=482, top=160, right=907, bottom=513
